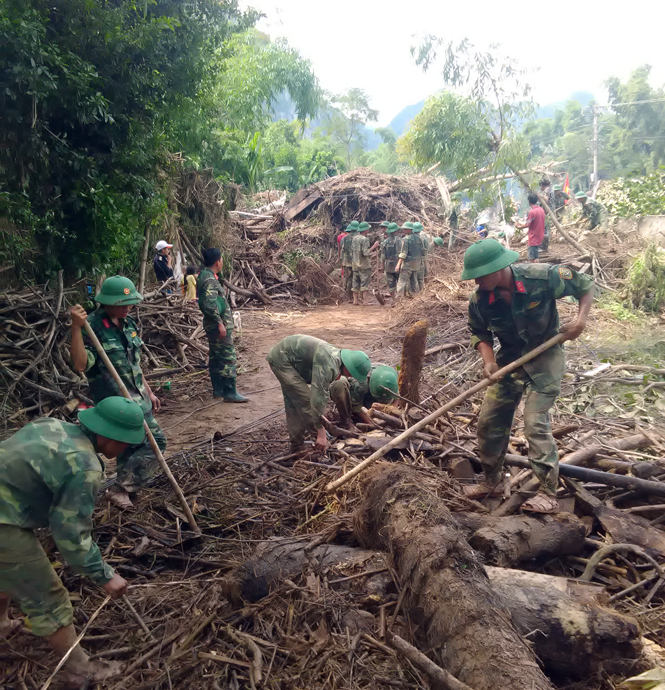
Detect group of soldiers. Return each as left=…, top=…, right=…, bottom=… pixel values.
left=339, top=219, right=444, bottom=303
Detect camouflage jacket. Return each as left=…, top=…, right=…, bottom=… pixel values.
left=348, top=364, right=383, bottom=413
left=468, top=263, right=594, bottom=387
left=341, top=233, right=355, bottom=267
left=351, top=233, right=371, bottom=270
left=380, top=236, right=401, bottom=272
left=539, top=187, right=556, bottom=212
left=398, top=234, right=424, bottom=270
left=272, top=335, right=342, bottom=423
left=197, top=268, right=233, bottom=333
left=583, top=200, right=604, bottom=229
left=84, top=309, right=151, bottom=415
left=420, top=231, right=431, bottom=254
left=0, top=418, right=114, bottom=584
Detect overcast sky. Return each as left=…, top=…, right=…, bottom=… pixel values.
left=242, top=0, right=665, bottom=127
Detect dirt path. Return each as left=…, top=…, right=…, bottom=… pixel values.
left=157, top=304, right=396, bottom=452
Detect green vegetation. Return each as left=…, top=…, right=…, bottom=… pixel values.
left=625, top=244, right=665, bottom=311
left=597, top=169, right=665, bottom=217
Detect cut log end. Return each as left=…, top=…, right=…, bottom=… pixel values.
left=397, top=320, right=428, bottom=407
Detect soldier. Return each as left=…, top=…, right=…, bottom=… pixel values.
left=70, top=276, right=166, bottom=510
left=197, top=248, right=248, bottom=403
left=461, top=239, right=594, bottom=513
left=380, top=222, right=401, bottom=301
left=351, top=221, right=372, bottom=306
left=433, top=236, right=445, bottom=248
left=267, top=335, right=371, bottom=453
left=538, top=178, right=556, bottom=252
left=396, top=222, right=423, bottom=297
left=413, top=222, right=429, bottom=288
left=552, top=184, right=569, bottom=222
left=341, top=221, right=358, bottom=302
left=0, top=397, right=144, bottom=687
left=576, top=192, right=605, bottom=229
left=448, top=192, right=462, bottom=250
left=330, top=365, right=398, bottom=429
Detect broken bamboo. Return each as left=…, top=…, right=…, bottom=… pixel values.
left=82, top=321, right=201, bottom=533
left=326, top=333, right=565, bottom=492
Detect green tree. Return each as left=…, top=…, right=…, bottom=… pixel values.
left=323, top=88, right=378, bottom=168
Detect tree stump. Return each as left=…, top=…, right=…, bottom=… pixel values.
left=397, top=320, right=428, bottom=406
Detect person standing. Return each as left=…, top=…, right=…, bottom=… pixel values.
left=538, top=179, right=556, bottom=252
left=515, top=193, right=546, bottom=263
left=267, top=335, right=371, bottom=452
left=351, top=221, right=372, bottom=306
left=330, top=365, right=398, bottom=429
left=552, top=184, right=569, bottom=222
left=380, top=222, right=401, bottom=301
left=182, top=266, right=197, bottom=300
left=396, top=222, right=423, bottom=297
left=70, top=276, right=166, bottom=510
left=341, top=221, right=358, bottom=302
left=0, top=398, right=144, bottom=687
left=413, top=222, right=428, bottom=290
left=460, top=239, right=594, bottom=512
left=153, top=240, right=174, bottom=284
left=197, top=248, right=248, bottom=403
left=448, top=192, right=462, bottom=249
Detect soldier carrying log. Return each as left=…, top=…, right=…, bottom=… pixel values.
left=461, top=239, right=594, bottom=513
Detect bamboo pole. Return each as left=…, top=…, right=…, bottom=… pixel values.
left=138, top=225, right=151, bottom=295
left=83, top=321, right=200, bottom=533
left=325, top=333, right=565, bottom=493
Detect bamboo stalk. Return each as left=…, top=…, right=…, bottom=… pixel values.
left=326, top=333, right=565, bottom=492
left=82, top=321, right=200, bottom=533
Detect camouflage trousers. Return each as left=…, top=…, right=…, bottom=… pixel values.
left=115, top=412, right=166, bottom=493
left=477, top=369, right=560, bottom=495
left=0, top=525, right=73, bottom=636
left=329, top=377, right=353, bottom=425
left=352, top=268, right=371, bottom=292
left=206, top=329, right=237, bottom=379
left=385, top=271, right=399, bottom=292
left=415, top=267, right=425, bottom=291
left=267, top=349, right=318, bottom=447
left=343, top=267, right=353, bottom=299
left=396, top=267, right=418, bottom=297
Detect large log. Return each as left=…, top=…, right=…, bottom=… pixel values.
left=397, top=320, right=428, bottom=405
left=486, top=567, right=643, bottom=678
left=353, top=464, right=555, bottom=690
left=453, top=512, right=586, bottom=567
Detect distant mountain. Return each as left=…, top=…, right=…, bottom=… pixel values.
left=535, top=91, right=595, bottom=119
left=388, top=100, right=426, bottom=137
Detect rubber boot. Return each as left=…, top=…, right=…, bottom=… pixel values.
left=222, top=377, right=249, bottom=403
left=211, top=372, right=226, bottom=398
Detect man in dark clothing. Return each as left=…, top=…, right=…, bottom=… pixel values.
left=153, top=240, right=174, bottom=283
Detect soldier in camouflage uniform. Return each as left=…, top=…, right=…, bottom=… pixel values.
left=330, top=365, right=398, bottom=428
left=538, top=178, right=556, bottom=252
left=396, top=222, right=424, bottom=297
left=267, top=335, right=371, bottom=452
left=552, top=184, right=569, bottom=222
left=576, top=192, right=605, bottom=229
left=380, top=223, right=401, bottom=301
left=351, top=221, right=372, bottom=305
left=461, top=239, right=594, bottom=513
left=197, top=248, right=248, bottom=404
left=70, top=276, right=166, bottom=510
left=0, top=397, right=144, bottom=687
left=448, top=193, right=462, bottom=250
left=412, top=223, right=428, bottom=290
left=341, top=221, right=358, bottom=302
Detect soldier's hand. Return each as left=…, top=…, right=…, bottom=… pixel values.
left=483, top=361, right=499, bottom=379
left=103, top=574, right=128, bottom=599
left=71, top=305, right=88, bottom=329
left=315, top=428, right=328, bottom=452
left=559, top=319, right=586, bottom=342
left=217, top=323, right=227, bottom=339
left=149, top=392, right=161, bottom=413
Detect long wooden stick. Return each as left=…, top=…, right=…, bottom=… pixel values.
left=326, top=333, right=565, bottom=492
left=83, top=321, right=200, bottom=533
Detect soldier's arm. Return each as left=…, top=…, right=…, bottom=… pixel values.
left=49, top=466, right=115, bottom=585
left=199, top=277, right=223, bottom=325
left=310, top=349, right=338, bottom=425
left=70, top=305, right=90, bottom=372
left=550, top=266, right=594, bottom=341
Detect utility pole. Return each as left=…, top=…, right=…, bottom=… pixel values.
left=591, top=105, right=598, bottom=196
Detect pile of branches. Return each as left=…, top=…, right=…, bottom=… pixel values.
left=295, top=256, right=346, bottom=304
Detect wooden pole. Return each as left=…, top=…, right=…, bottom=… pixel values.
left=325, top=333, right=565, bottom=493
left=138, top=225, right=151, bottom=295
left=83, top=321, right=201, bottom=533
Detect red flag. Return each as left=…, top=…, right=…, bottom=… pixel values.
left=562, top=174, right=571, bottom=202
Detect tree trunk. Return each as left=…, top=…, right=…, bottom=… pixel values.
left=397, top=320, right=428, bottom=406
left=452, top=512, right=586, bottom=567
left=486, top=566, right=643, bottom=678
left=138, top=224, right=151, bottom=295
left=353, top=464, right=555, bottom=690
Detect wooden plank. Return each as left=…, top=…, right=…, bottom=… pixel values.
left=284, top=189, right=322, bottom=221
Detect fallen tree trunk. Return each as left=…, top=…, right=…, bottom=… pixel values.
left=353, top=464, right=555, bottom=690
left=486, top=567, right=643, bottom=678
left=222, top=278, right=272, bottom=306
left=453, top=512, right=586, bottom=567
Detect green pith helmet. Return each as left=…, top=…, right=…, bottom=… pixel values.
left=95, top=276, right=143, bottom=306
left=386, top=222, right=399, bottom=234
left=358, top=221, right=371, bottom=232
left=553, top=184, right=562, bottom=191
left=400, top=222, right=414, bottom=231
left=460, top=239, right=519, bottom=281
left=340, top=349, right=372, bottom=382
left=412, top=222, right=423, bottom=233
left=78, top=397, right=146, bottom=445
left=346, top=220, right=360, bottom=232
left=575, top=191, right=588, bottom=200
left=433, top=237, right=444, bottom=246
left=369, top=366, right=398, bottom=403
left=380, top=221, right=390, bottom=227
